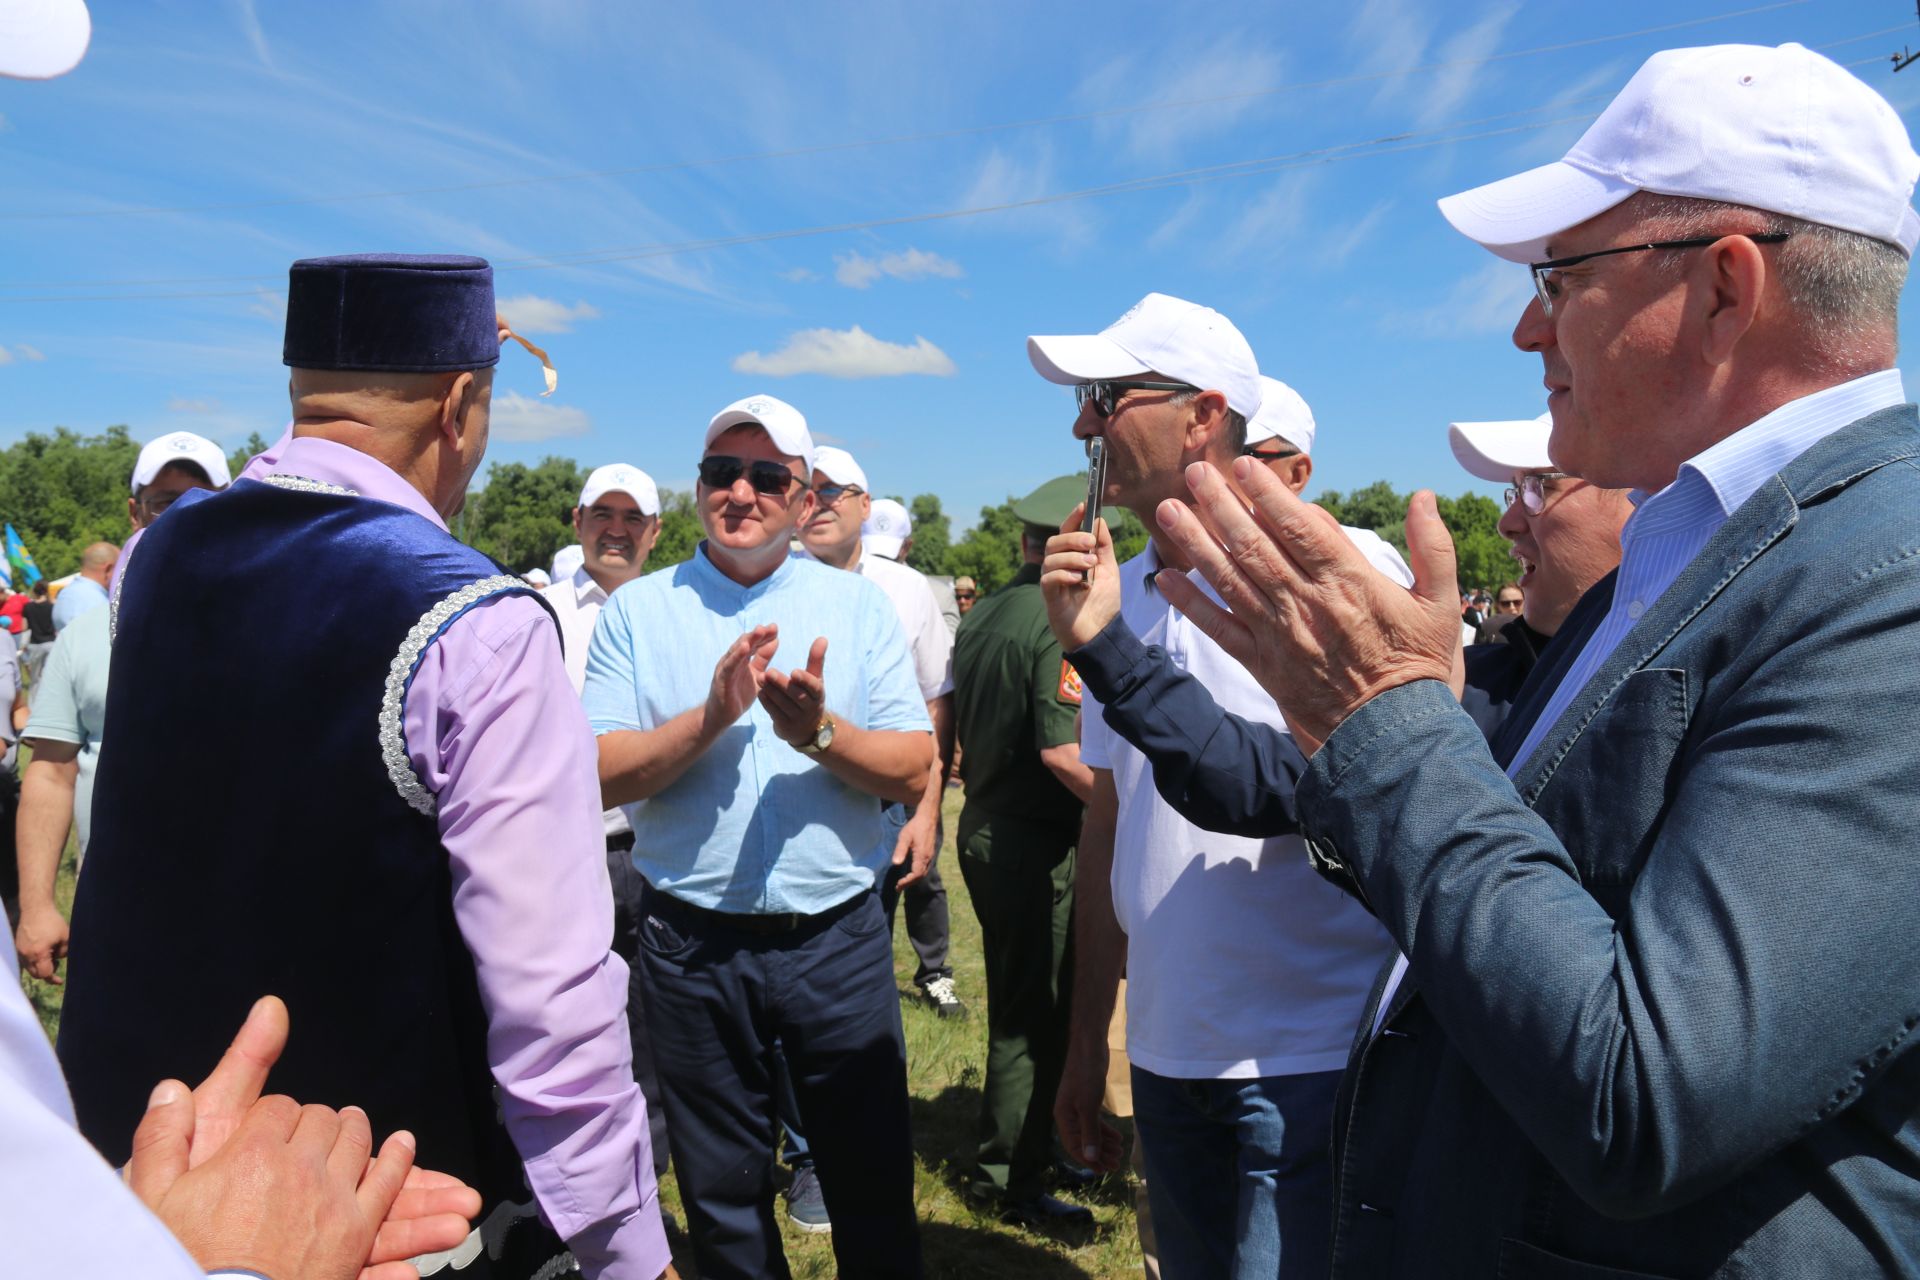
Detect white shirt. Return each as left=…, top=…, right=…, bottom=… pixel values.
left=802, top=549, right=953, bottom=701
left=540, top=567, right=631, bottom=839
left=1372, top=370, right=1908, bottom=1035
left=1083, top=530, right=1410, bottom=1079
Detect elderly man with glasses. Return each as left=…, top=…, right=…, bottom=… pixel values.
left=1447, top=413, right=1631, bottom=731
left=585, top=394, right=933, bottom=1280
left=1029, top=296, right=1406, bottom=1280
left=1055, top=43, right=1920, bottom=1276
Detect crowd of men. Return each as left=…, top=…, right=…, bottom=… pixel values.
left=4, top=33, right=1920, bottom=1280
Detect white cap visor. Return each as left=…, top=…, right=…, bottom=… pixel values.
left=131, top=432, right=232, bottom=494
left=863, top=531, right=906, bottom=559
left=812, top=447, right=868, bottom=490
left=1026, top=333, right=1151, bottom=386
left=1438, top=160, right=1640, bottom=264
left=0, top=0, right=90, bottom=80
left=579, top=464, right=659, bottom=516
left=1448, top=416, right=1556, bottom=483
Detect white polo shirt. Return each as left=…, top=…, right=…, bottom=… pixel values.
left=1080, top=531, right=1409, bottom=1079
left=541, top=566, right=631, bottom=840
left=803, top=548, right=953, bottom=702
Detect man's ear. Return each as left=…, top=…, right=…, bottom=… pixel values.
left=1697, top=236, right=1768, bottom=367
left=1185, top=389, right=1231, bottom=453
left=440, top=371, right=477, bottom=446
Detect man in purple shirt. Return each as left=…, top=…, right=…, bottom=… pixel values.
left=58, top=255, right=670, bottom=1280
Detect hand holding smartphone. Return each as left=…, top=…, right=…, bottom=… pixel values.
left=1082, top=437, right=1106, bottom=583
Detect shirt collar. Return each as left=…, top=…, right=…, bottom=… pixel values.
left=570, top=566, right=607, bottom=606
left=267, top=436, right=446, bottom=531
left=691, top=540, right=797, bottom=601
left=1630, top=369, right=1907, bottom=536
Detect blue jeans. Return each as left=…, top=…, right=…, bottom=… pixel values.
left=1130, top=1066, right=1339, bottom=1280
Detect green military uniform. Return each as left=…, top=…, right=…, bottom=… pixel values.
left=953, top=475, right=1087, bottom=1204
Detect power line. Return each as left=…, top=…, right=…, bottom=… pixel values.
left=0, top=0, right=1807, bottom=223
left=0, top=105, right=1606, bottom=302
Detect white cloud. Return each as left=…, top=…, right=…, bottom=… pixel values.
left=732, top=326, right=956, bottom=379
left=168, top=397, right=221, bottom=414
left=779, top=267, right=819, bottom=283
left=495, top=295, right=602, bottom=335
left=0, top=349, right=13, bottom=367
left=1077, top=38, right=1287, bottom=161
left=1348, top=0, right=1520, bottom=126
left=1381, top=261, right=1535, bottom=339
left=1216, top=173, right=1314, bottom=262
left=957, top=144, right=1094, bottom=250
left=490, top=391, right=593, bottom=441
left=233, top=0, right=277, bottom=71
left=832, top=247, right=964, bottom=290
left=15, top=344, right=43, bottom=361
left=246, top=290, right=285, bottom=322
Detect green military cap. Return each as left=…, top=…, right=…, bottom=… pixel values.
left=1009, top=473, right=1085, bottom=531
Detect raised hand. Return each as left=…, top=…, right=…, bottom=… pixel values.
left=1040, top=504, right=1123, bottom=653
left=760, top=636, right=830, bottom=747
left=706, top=624, right=780, bottom=732
left=1153, top=456, right=1459, bottom=755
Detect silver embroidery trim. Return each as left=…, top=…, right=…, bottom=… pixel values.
left=380, top=574, right=528, bottom=816
left=262, top=473, right=359, bottom=497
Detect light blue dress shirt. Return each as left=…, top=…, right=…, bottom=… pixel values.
left=1508, top=368, right=1909, bottom=771
left=50, top=575, right=106, bottom=634
left=584, top=543, right=932, bottom=914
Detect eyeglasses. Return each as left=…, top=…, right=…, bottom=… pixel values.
left=1495, top=596, right=1524, bottom=611
left=1242, top=445, right=1299, bottom=461
left=1503, top=471, right=1568, bottom=515
left=954, top=591, right=976, bottom=601
left=698, top=454, right=801, bottom=497
left=1529, top=232, right=1789, bottom=318
left=813, top=482, right=865, bottom=507
left=1074, top=379, right=1196, bottom=419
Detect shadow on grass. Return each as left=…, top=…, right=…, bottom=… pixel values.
left=919, top=1219, right=1106, bottom=1279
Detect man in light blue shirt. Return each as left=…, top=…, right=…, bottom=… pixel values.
left=587, top=393, right=932, bottom=1280
left=49, top=544, right=114, bottom=634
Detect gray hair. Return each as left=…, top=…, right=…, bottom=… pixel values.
left=1169, top=388, right=1249, bottom=455
left=1628, top=192, right=1906, bottom=367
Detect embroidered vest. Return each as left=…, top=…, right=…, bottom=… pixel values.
left=59, top=476, right=553, bottom=1214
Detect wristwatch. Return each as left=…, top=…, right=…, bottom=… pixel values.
left=798, top=711, right=836, bottom=756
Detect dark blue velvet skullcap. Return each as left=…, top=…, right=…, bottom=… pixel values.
left=283, top=254, right=499, bottom=373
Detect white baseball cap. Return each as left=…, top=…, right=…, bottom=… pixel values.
left=523, top=567, right=551, bottom=588
left=1244, top=376, right=1316, bottom=453
left=550, top=543, right=585, bottom=582
left=1028, top=292, right=1263, bottom=419
left=131, top=431, right=231, bottom=495
left=1440, top=43, right=1920, bottom=263
left=706, top=394, right=817, bottom=478
left=578, top=463, right=659, bottom=516
left=812, top=446, right=868, bottom=490
left=0, top=0, right=90, bottom=80
left=1448, top=413, right=1555, bottom=483
left=863, top=498, right=912, bottom=559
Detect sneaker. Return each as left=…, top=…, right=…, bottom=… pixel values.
left=785, top=1165, right=831, bottom=1233
left=999, top=1193, right=1095, bottom=1231
left=920, top=975, right=969, bottom=1020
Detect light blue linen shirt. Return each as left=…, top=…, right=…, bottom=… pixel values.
left=50, top=575, right=106, bottom=634
left=1509, top=368, right=1908, bottom=771
left=584, top=543, right=932, bottom=914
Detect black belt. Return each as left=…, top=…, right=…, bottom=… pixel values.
left=651, top=887, right=866, bottom=937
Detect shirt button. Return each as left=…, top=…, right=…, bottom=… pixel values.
left=1627, top=599, right=1645, bottom=620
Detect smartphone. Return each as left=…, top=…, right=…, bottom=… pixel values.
left=1082, top=437, right=1106, bottom=582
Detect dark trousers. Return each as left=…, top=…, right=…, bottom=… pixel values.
left=878, top=801, right=951, bottom=986
left=637, top=887, right=923, bottom=1280
left=605, top=837, right=670, bottom=1176
left=956, top=815, right=1076, bottom=1200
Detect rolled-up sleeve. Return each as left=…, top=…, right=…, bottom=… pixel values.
left=405, top=593, right=667, bottom=1280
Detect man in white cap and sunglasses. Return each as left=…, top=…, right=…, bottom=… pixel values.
left=1086, top=43, right=1920, bottom=1276
left=585, top=394, right=932, bottom=1279
left=1028, top=295, right=1397, bottom=1280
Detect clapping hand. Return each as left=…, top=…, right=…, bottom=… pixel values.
left=706, top=624, right=780, bottom=732
left=760, top=636, right=830, bottom=747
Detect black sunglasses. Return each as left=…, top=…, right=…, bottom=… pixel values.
left=698, top=454, right=802, bottom=496
left=1074, top=379, right=1196, bottom=419
left=1242, top=445, right=1299, bottom=460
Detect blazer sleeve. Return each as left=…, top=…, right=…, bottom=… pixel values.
left=1068, top=616, right=1309, bottom=837
left=1295, top=551, right=1920, bottom=1218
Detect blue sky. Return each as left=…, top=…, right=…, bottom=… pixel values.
left=1, top=0, right=1914, bottom=528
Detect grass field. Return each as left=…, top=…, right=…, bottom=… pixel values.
left=24, top=785, right=1145, bottom=1279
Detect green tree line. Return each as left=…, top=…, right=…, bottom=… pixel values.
left=0, top=428, right=1515, bottom=592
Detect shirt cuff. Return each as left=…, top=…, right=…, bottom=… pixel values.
left=1066, top=614, right=1152, bottom=704
left=568, top=1196, right=672, bottom=1280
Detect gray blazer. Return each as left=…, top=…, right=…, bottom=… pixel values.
left=1303, top=404, right=1920, bottom=1277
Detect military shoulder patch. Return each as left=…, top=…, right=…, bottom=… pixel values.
left=1058, top=659, right=1083, bottom=705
